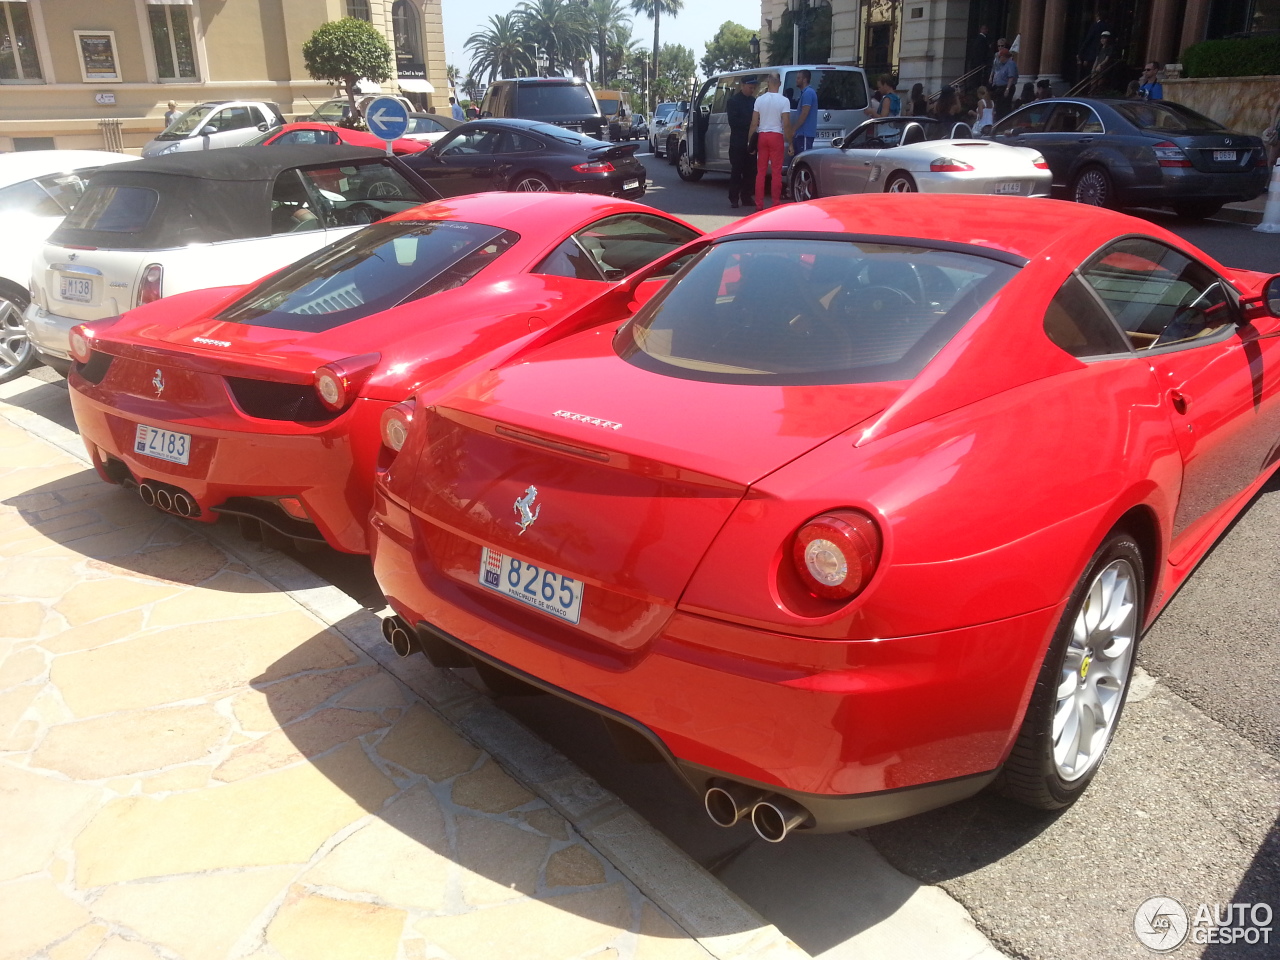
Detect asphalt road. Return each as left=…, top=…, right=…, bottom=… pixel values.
left=13, top=167, right=1280, bottom=960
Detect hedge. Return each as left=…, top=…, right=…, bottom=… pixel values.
left=1182, top=35, right=1280, bottom=78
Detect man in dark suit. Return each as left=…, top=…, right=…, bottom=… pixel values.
left=1077, top=14, right=1111, bottom=83
left=967, top=24, right=992, bottom=88
left=727, top=75, right=758, bottom=209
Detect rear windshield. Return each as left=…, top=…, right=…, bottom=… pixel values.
left=784, top=70, right=868, bottom=112
left=655, top=103, right=678, bottom=121
left=515, top=84, right=599, bottom=118
left=617, top=238, right=1016, bottom=385
left=215, top=219, right=516, bottom=332
left=159, top=103, right=217, bottom=139
left=529, top=123, right=606, bottom=147
left=1112, top=101, right=1224, bottom=133
left=60, top=185, right=159, bottom=233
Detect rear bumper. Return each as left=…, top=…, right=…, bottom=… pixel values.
left=370, top=493, right=1060, bottom=831
left=23, top=302, right=78, bottom=361
left=913, top=170, right=1053, bottom=197
left=561, top=172, right=647, bottom=200
left=1120, top=167, right=1268, bottom=204
left=70, top=375, right=389, bottom=553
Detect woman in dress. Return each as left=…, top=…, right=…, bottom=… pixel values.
left=975, top=86, right=995, bottom=133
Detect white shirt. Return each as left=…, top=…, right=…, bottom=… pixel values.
left=753, top=91, right=790, bottom=135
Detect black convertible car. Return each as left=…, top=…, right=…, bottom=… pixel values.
left=988, top=98, right=1267, bottom=218
left=400, top=118, right=646, bottom=200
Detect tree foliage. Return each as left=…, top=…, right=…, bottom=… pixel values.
left=517, top=0, right=590, bottom=76
left=653, top=42, right=696, bottom=103
left=630, top=0, right=683, bottom=110
left=466, top=12, right=534, bottom=81
left=585, top=0, right=631, bottom=86
left=701, top=21, right=756, bottom=76
left=302, top=17, right=393, bottom=122
left=1183, top=35, right=1280, bottom=78
left=766, top=6, right=831, bottom=67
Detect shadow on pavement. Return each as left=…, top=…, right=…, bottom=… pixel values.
left=1202, top=814, right=1280, bottom=959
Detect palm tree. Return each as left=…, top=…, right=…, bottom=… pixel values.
left=516, top=0, right=589, bottom=76
left=465, top=13, right=533, bottom=81
left=629, top=0, right=682, bottom=110
left=585, top=0, right=630, bottom=87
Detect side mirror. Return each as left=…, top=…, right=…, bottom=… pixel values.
left=1241, top=275, right=1280, bottom=324
left=831, top=136, right=845, bottom=150
left=200, top=126, right=216, bottom=136
left=1265, top=276, right=1280, bottom=316
left=257, top=122, right=269, bottom=132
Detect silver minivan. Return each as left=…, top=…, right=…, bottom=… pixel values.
left=141, top=100, right=284, bottom=158
left=675, top=65, right=871, bottom=182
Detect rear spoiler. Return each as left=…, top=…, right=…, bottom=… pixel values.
left=588, top=142, right=640, bottom=161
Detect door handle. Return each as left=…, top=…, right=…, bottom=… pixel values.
left=1077, top=137, right=1094, bottom=143
left=1168, top=389, right=1189, bottom=415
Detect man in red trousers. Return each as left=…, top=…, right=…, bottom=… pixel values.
left=747, top=72, right=794, bottom=209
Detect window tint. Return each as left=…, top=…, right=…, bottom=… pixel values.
left=275, top=129, right=339, bottom=146
left=439, top=128, right=500, bottom=156
left=34, top=168, right=98, bottom=214
left=293, top=161, right=427, bottom=227
left=711, top=78, right=734, bottom=113
left=216, top=220, right=513, bottom=331
left=617, top=239, right=1017, bottom=385
left=408, top=115, right=445, bottom=133
left=784, top=70, right=869, bottom=110
left=160, top=102, right=215, bottom=137
left=534, top=237, right=605, bottom=281
left=0, top=178, right=60, bottom=217
left=498, top=132, right=542, bottom=153
left=1043, top=273, right=1130, bottom=358
left=572, top=214, right=698, bottom=280
left=514, top=83, right=598, bottom=118
left=211, top=106, right=255, bottom=133
left=1046, top=104, right=1104, bottom=134
left=1080, top=239, right=1239, bottom=350
left=60, top=186, right=158, bottom=233
left=1112, top=101, right=1224, bottom=133
left=992, top=102, right=1055, bottom=136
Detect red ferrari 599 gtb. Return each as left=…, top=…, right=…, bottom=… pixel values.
left=371, top=195, right=1280, bottom=839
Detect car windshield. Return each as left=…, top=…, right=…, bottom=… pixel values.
left=1112, top=101, right=1225, bottom=133
left=159, top=103, right=218, bottom=139
left=516, top=84, right=598, bottom=118
left=655, top=103, right=678, bottom=121
left=59, top=185, right=159, bottom=233
left=847, top=118, right=945, bottom=147
left=617, top=238, right=1017, bottom=385
left=215, top=219, right=516, bottom=332
left=784, top=70, right=868, bottom=111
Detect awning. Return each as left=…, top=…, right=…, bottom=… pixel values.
left=354, top=79, right=383, bottom=94
left=148, top=0, right=194, bottom=5
left=398, top=79, right=435, bottom=94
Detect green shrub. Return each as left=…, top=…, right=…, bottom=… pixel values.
left=1182, top=36, right=1280, bottom=78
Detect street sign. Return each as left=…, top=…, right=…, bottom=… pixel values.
left=366, top=96, right=409, bottom=150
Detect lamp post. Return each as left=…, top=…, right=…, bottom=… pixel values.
left=750, top=34, right=760, bottom=67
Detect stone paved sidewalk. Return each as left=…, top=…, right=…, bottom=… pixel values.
left=0, top=416, right=798, bottom=960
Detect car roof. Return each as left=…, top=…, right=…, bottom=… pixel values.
left=0, top=150, right=137, bottom=189
left=117, top=144, right=387, bottom=180
left=707, top=64, right=865, bottom=80
left=492, top=76, right=587, bottom=85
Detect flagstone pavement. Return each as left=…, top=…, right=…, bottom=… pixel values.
left=0, top=415, right=771, bottom=960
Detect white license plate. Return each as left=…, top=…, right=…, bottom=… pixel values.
left=623, top=178, right=640, bottom=191
left=993, top=181, right=1023, bottom=195
left=818, top=128, right=842, bottom=138
left=1213, top=150, right=1237, bottom=162
left=59, top=277, right=91, bottom=302
left=134, top=424, right=191, bottom=465
left=479, top=547, right=583, bottom=624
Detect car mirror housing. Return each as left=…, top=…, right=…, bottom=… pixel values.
left=831, top=136, right=845, bottom=150
left=1266, top=275, right=1280, bottom=316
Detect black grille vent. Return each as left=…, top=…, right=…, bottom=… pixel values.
left=76, top=351, right=113, bottom=385
left=225, top=377, right=333, bottom=422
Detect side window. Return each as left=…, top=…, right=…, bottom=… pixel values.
left=211, top=107, right=254, bottom=133
left=991, top=103, right=1054, bottom=136
left=571, top=214, right=700, bottom=280
left=1043, top=273, right=1131, bottom=358
left=295, top=162, right=425, bottom=225
left=496, top=132, right=542, bottom=154
left=439, top=129, right=499, bottom=156
left=270, top=170, right=324, bottom=234
left=534, top=237, right=605, bottom=281
left=0, top=179, right=63, bottom=217
left=1046, top=104, right=1105, bottom=134
left=1080, top=239, right=1239, bottom=350
left=711, top=78, right=734, bottom=114
left=275, top=130, right=331, bottom=145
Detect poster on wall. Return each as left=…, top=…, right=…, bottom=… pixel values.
left=74, top=31, right=122, bottom=83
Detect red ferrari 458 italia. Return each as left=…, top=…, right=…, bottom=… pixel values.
left=370, top=194, right=1280, bottom=839
left=67, top=193, right=699, bottom=552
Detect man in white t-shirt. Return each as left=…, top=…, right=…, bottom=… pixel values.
left=747, top=73, right=793, bottom=208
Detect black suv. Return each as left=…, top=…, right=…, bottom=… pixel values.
left=479, top=78, right=606, bottom=140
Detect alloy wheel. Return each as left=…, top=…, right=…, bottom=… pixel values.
left=792, top=166, right=816, bottom=202
left=886, top=175, right=916, bottom=193
left=1053, top=558, right=1138, bottom=781
left=0, top=293, right=34, bottom=383
left=513, top=176, right=551, bottom=192
left=1074, top=169, right=1109, bottom=206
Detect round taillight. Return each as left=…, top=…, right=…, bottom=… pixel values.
left=380, top=400, right=415, bottom=452
left=791, top=510, right=881, bottom=600
left=69, top=325, right=92, bottom=364
left=315, top=368, right=345, bottom=410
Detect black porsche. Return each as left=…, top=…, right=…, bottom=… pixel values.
left=399, top=118, right=647, bottom=200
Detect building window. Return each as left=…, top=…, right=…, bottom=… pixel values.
left=0, top=1, right=43, bottom=82
left=148, top=2, right=197, bottom=81
left=347, top=0, right=371, bottom=20
left=393, top=0, right=423, bottom=62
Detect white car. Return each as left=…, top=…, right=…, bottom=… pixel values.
left=141, top=100, right=285, bottom=158
left=23, top=145, right=437, bottom=367
left=789, top=116, right=1053, bottom=200
left=0, top=150, right=138, bottom=382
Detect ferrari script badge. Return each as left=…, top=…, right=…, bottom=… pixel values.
left=514, top=485, right=540, bottom=535
left=152, top=369, right=165, bottom=398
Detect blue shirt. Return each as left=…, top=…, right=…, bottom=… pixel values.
left=451, top=104, right=465, bottom=120
left=793, top=85, right=819, bottom=137
left=1139, top=81, right=1163, bottom=100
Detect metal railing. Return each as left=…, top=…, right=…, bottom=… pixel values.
left=98, top=119, right=125, bottom=153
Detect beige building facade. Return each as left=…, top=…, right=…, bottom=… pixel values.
left=0, top=0, right=449, bottom=153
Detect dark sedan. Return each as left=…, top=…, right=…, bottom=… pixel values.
left=400, top=118, right=646, bottom=199
left=988, top=98, right=1267, bottom=218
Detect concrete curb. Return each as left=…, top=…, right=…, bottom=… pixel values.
left=0, top=394, right=809, bottom=960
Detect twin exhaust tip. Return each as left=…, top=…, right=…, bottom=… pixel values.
left=380, top=615, right=419, bottom=659
left=704, top=782, right=811, bottom=843
left=138, top=482, right=197, bottom=518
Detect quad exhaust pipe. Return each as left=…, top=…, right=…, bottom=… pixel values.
left=137, top=482, right=199, bottom=518
left=704, top=782, right=812, bottom=842
left=381, top=615, right=418, bottom=658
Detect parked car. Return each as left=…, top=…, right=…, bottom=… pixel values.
left=401, top=119, right=646, bottom=199
left=246, top=121, right=428, bottom=156
left=621, top=114, right=649, bottom=142
left=649, top=101, right=685, bottom=157
left=596, top=89, right=632, bottom=133
left=370, top=193, right=1280, bottom=840
left=141, top=101, right=284, bottom=158
left=24, top=146, right=437, bottom=370
left=656, top=107, right=689, bottom=162
left=0, top=150, right=137, bottom=383
left=677, top=65, right=871, bottom=181
left=790, top=116, right=1052, bottom=200
left=479, top=77, right=607, bottom=140
left=987, top=98, right=1267, bottom=218
left=306, top=95, right=415, bottom=124
left=66, top=194, right=699, bottom=553
left=402, top=112, right=464, bottom=144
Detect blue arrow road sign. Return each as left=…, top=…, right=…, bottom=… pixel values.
left=366, top=97, right=409, bottom=145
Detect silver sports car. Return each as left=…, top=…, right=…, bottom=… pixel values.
left=790, top=117, right=1053, bottom=200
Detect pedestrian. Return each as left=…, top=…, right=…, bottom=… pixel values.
left=791, top=69, right=819, bottom=156
left=727, top=75, right=758, bottom=209
left=865, top=74, right=901, bottom=118
left=1139, top=62, right=1164, bottom=100
left=931, top=85, right=962, bottom=125
left=991, top=47, right=1018, bottom=119
left=449, top=96, right=465, bottom=121
left=1125, top=80, right=1142, bottom=99
left=1035, top=78, right=1053, bottom=99
left=163, top=100, right=181, bottom=127
left=1092, top=32, right=1119, bottom=87
left=1013, top=81, right=1036, bottom=111
left=967, top=24, right=992, bottom=87
left=1077, top=13, right=1110, bottom=83
left=747, top=73, right=793, bottom=209
left=975, top=85, right=994, bottom=133
left=909, top=83, right=928, bottom=117
left=468, top=104, right=481, bottom=119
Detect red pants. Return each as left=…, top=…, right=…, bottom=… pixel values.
left=755, top=132, right=784, bottom=207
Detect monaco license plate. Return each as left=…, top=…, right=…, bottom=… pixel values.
left=479, top=546, right=583, bottom=624
left=993, top=180, right=1023, bottom=195
left=1213, top=150, right=1237, bottom=162
left=623, top=178, right=640, bottom=191
left=59, top=276, right=91, bottom=302
left=134, top=424, right=191, bottom=466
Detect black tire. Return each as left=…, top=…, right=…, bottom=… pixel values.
left=511, top=172, right=555, bottom=192
left=997, top=530, right=1145, bottom=809
left=0, top=283, right=36, bottom=385
left=791, top=163, right=819, bottom=202
left=884, top=171, right=917, bottom=193
left=1172, top=199, right=1223, bottom=220
left=1071, top=165, right=1114, bottom=208
left=666, top=136, right=679, bottom=165
left=676, top=144, right=704, bottom=181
